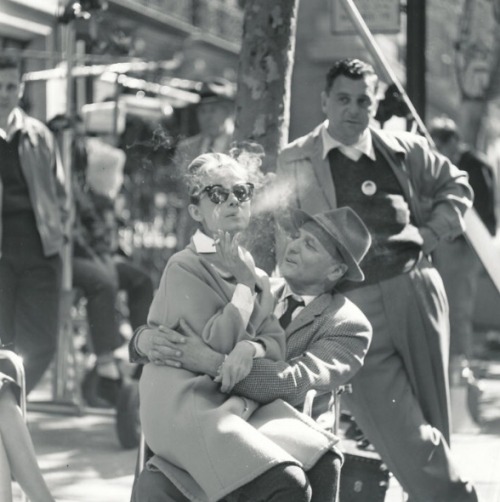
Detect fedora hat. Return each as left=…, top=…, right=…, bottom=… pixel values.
left=291, top=207, right=371, bottom=282
left=197, top=78, right=236, bottom=104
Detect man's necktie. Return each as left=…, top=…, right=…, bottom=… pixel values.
left=279, top=296, right=305, bottom=328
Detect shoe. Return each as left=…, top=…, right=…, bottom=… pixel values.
left=98, top=375, right=123, bottom=407
left=81, top=367, right=114, bottom=408
left=344, top=420, right=365, bottom=441
left=356, top=437, right=374, bottom=451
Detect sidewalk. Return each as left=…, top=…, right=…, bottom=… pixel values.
left=16, top=412, right=136, bottom=502
left=13, top=363, right=500, bottom=502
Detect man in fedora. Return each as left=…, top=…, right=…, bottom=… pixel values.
left=129, top=207, right=373, bottom=502
left=174, top=78, right=236, bottom=249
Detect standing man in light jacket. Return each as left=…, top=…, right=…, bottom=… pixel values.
left=274, top=58, right=477, bottom=502
left=0, top=55, right=68, bottom=394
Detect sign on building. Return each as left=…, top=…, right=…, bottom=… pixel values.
left=331, top=0, right=401, bottom=34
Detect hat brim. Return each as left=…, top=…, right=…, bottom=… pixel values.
left=290, top=209, right=365, bottom=282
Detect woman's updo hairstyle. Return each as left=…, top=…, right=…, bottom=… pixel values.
left=186, top=141, right=271, bottom=204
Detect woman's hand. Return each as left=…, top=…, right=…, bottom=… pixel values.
left=217, top=341, right=255, bottom=393
left=215, top=231, right=256, bottom=290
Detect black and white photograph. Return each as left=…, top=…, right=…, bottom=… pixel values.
left=1, top=1, right=500, bottom=501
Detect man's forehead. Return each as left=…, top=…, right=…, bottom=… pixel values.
left=298, top=224, right=342, bottom=261
left=331, top=75, right=377, bottom=95
left=300, top=226, right=333, bottom=250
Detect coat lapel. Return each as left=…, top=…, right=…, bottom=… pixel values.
left=311, top=148, right=336, bottom=210
left=285, top=293, right=331, bottom=337
left=309, top=126, right=336, bottom=210
left=371, top=127, right=407, bottom=175
left=370, top=128, right=418, bottom=216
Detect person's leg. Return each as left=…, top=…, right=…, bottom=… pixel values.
left=14, top=254, right=62, bottom=394
left=226, top=463, right=311, bottom=502
left=434, top=240, right=483, bottom=424
left=115, top=259, right=154, bottom=330
left=0, top=435, right=12, bottom=502
left=0, top=257, right=17, bottom=349
left=433, top=239, right=480, bottom=365
left=72, top=257, right=122, bottom=357
left=307, top=450, right=342, bottom=502
left=131, top=468, right=188, bottom=502
left=0, top=386, right=55, bottom=502
left=344, top=268, right=477, bottom=502
left=133, top=463, right=311, bottom=502
left=73, top=257, right=123, bottom=405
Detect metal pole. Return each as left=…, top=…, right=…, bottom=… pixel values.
left=53, top=22, right=78, bottom=405
left=338, top=0, right=433, bottom=144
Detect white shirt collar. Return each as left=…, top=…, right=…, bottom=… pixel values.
left=192, top=229, right=216, bottom=254
left=0, top=108, right=24, bottom=142
left=280, top=282, right=316, bottom=307
left=321, top=121, right=376, bottom=161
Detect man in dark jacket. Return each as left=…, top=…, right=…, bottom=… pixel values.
left=0, top=56, right=68, bottom=393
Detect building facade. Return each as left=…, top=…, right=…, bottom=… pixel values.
left=0, top=0, right=243, bottom=120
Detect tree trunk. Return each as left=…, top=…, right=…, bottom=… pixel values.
left=234, top=0, right=299, bottom=171
left=234, top=0, right=299, bottom=272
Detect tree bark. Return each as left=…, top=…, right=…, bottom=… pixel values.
left=233, top=0, right=299, bottom=172
left=233, top=0, right=299, bottom=272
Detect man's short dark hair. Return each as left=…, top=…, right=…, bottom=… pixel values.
left=428, top=116, right=460, bottom=145
left=325, top=58, right=377, bottom=93
left=0, top=55, right=20, bottom=72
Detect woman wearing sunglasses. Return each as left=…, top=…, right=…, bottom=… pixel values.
left=139, top=151, right=337, bottom=502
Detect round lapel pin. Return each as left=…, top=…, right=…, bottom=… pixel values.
left=361, top=180, right=377, bottom=196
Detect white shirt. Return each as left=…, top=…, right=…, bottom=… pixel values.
left=274, top=282, right=316, bottom=324
left=321, top=121, right=376, bottom=162
left=192, top=230, right=264, bottom=357
left=0, top=108, right=23, bottom=141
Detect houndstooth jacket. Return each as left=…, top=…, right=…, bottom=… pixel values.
left=232, top=277, right=372, bottom=409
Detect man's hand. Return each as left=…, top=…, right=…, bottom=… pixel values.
left=216, top=341, right=255, bottom=393
left=419, top=227, right=440, bottom=255
left=137, top=323, right=185, bottom=366
left=138, top=320, right=224, bottom=377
